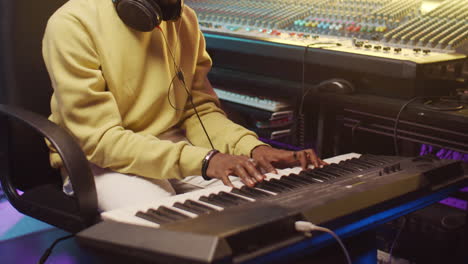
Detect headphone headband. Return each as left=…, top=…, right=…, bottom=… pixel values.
left=113, top=0, right=182, bottom=32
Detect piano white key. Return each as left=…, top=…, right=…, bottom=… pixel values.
left=102, top=185, right=249, bottom=226
left=253, top=187, right=278, bottom=196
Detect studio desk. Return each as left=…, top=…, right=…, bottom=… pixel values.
left=2, top=153, right=466, bottom=264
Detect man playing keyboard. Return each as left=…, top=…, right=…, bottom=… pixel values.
left=42, top=0, right=326, bottom=211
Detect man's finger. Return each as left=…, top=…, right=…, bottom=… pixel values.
left=245, top=159, right=265, bottom=182
left=257, top=156, right=277, bottom=174
left=305, top=150, right=320, bottom=168
left=320, top=159, right=329, bottom=166
left=221, top=175, right=234, bottom=188
left=235, top=164, right=256, bottom=187
left=298, top=151, right=308, bottom=170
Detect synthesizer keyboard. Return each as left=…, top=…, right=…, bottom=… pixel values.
left=214, top=87, right=291, bottom=112
left=79, top=154, right=467, bottom=263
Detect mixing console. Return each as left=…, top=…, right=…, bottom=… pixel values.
left=187, top=0, right=468, bottom=54
left=187, top=0, right=467, bottom=98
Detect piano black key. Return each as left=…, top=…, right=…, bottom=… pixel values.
left=358, top=155, right=386, bottom=165
left=351, top=158, right=377, bottom=168
left=173, top=202, right=205, bottom=215
left=298, top=171, right=325, bottom=183
left=270, top=178, right=297, bottom=189
left=358, top=158, right=382, bottom=167
left=290, top=174, right=319, bottom=184
left=321, top=167, right=346, bottom=177
left=330, top=167, right=352, bottom=177
left=209, top=193, right=240, bottom=206
left=346, top=159, right=373, bottom=169
left=231, top=188, right=259, bottom=199
left=306, top=168, right=335, bottom=177
left=218, top=191, right=250, bottom=204
left=281, top=175, right=309, bottom=185
left=241, top=186, right=273, bottom=197
left=337, top=161, right=360, bottom=171
left=305, top=170, right=335, bottom=180
left=358, top=156, right=383, bottom=166
left=329, top=163, right=355, bottom=173
left=231, top=186, right=272, bottom=199
left=266, top=179, right=294, bottom=190
left=320, top=167, right=345, bottom=178
left=185, top=200, right=217, bottom=213
left=338, top=161, right=365, bottom=171
left=147, top=208, right=180, bottom=221
left=276, top=177, right=304, bottom=188
left=156, top=206, right=191, bottom=220
left=256, top=181, right=285, bottom=193
left=200, top=195, right=232, bottom=208
left=135, top=211, right=171, bottom=225
left=311, top=173, right=332, bottom=182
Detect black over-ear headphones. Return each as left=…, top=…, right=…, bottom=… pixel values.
left=112, top=0, right=183, bottom=32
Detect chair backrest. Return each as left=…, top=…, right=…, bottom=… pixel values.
left=0, top=0, right=99, bottom=233
left=1, top=0, right=68, bottom=189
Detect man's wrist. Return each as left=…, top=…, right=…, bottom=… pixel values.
left=201, top=149, right=220, bottom=180
left=250, top=144, right=270, bottom=158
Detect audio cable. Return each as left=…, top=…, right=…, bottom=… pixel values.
left=387, top=217, right=407, bottom=264
left=299, top=42, right=342, bottom=149
left=393, top=97, right=421, bottom=156
left=157, top=25, right=215, bottom=150
left=38, top=234, right=75, bottom=264
left=295, top=221, right=352, bottom=264
left=392, top=95, right=463, bottom=156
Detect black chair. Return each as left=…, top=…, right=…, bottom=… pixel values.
left=0, top=0, right=99, bottom=233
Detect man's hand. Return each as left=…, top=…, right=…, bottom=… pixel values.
left=206, top=153, right=266, bottom=187
left=251, top=145, right=328, bottom=171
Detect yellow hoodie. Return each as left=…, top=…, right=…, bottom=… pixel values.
left=42, top=0, right=264, bottom=180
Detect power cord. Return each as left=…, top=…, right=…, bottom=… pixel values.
left=295, top=220, right=352, bottom=264
left=38, top=234, right=75, bottom=264
left=157, top=25, right=215, bottom=150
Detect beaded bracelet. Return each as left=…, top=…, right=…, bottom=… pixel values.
left=201, top=149, right=220, bottom=180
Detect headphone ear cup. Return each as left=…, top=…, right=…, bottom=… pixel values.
left=115, top=0, right=163, bottom=31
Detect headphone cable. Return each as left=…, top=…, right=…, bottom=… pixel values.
left=178, top=73, right=215, bottom=149
left=157, top=25, right=215, bottom=150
